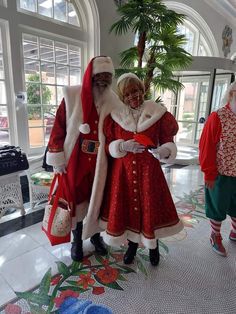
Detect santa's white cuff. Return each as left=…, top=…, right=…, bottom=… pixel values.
left=159, top=142, right=177, bottom=163
left=46, top=151, right=66, bottom=167
left=109, top=139, right=127, bottom=158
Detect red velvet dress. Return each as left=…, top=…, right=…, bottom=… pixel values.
left=100, top=110, right=182, bottom=248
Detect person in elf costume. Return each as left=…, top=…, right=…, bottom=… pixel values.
left=46, top=56, right=123, bottom=261
left=92, top=73, right=183, bottom=266
left=199, top=81, right=236, bottom=257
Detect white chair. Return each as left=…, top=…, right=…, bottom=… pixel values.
left=0, top=171, right=25, bottom=218
left=27, top=155, right=54, bottom=209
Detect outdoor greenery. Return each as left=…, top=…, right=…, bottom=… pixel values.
left=111, top=0, right=192, bottom=96
left=26, top=74, right=52, bottom=119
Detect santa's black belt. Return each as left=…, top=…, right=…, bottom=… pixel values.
left=80, top=139, right=100, bottom=154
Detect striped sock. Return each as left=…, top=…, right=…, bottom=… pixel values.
left=210, top=219, right=222, bottom=235
left=230, top=217, right=236, bottom=233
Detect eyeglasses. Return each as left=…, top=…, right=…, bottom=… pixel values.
left=123, top=91, right=140, bottom=101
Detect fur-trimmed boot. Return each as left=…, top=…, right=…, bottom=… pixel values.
left=90, top=233, right=108, bottom=255
left=123, top=240, right=138, bottom=264
left=149, top=240, right=160, bottom=266
left=71, top=222, right=83, bottom=262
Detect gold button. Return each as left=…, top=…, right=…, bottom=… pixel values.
left=134, top=198, right=137, bottom=201
left=133, top=180, right=137, bottom=184
left=88, top=157, right=91, bottom=161
left=133, top=170, right=136, bottom=174
left=132, top=160, right=136, bottom=164
left=134, top=189, right=137, bottom=192
left=134, top=207, right=138, bottom=211
left=95, top=120, right=98, bottom=124
left=93, top=130, right=97, bottom=134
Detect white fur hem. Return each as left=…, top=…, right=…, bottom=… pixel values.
left=46, top=151, right=66, bottom=167
left=160, top=142, right=177, bottom=164
left=99, top=219, right=184, bottom=249
left=109, top=139, right=127, bottom=158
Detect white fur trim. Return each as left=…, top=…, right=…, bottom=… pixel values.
left=46, top=151, right=65, bottom=167
left=160, top=142, right=177, bottom=164
left=93, top=56, right=114, bottom=75
left=109, top=139, right=127, bottom=158
left=111, top=100, right=167, bottom=133
left=117, top=73, right=141, bottom=86
left=99, top=219, right=184, bottom=249
left=79, top=123, right=90, bottom=134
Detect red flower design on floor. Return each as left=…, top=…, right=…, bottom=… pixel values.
left=92, top=286, right=105, bottom=295
left=51, top=274, right=62, bottom=285
left=5, top=304, right=22, bottom=314
left=54, top=290, right=79, bottom=308
left=96, top=266, right=119, bottom=284
left=77, top=272, right=95, bottom=289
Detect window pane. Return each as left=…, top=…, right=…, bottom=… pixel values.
left=42, top=85, right=55, bottom=105
left=57, top=86, right=64, bottom=104
left=23, top=34, right=38, bottom=59
left=0, top=56, right=4, bottom=79
left=27, top=105, right=42, bottom=120
left=0, top=106, right=8, bottom=128
left=0, top=129, right=10, bottom=145
left=0, top=81, right=6, bottom=104
left=26, top=83, right=41, bottom=105
left=69, top=45, right=81, bottom=66
left=24, top=60, right=40, bottom=81
left=38, top=0, right=53, bottom=18
left=56, top=65, right=68, bottom=85
left=54, top=0, right=66, bottom=22
left=40, top=38, right=54, bottom=62
left=29, top=126, right=45, bottom=147
left=68, top=3, right=80, bottom=27
left=70, top=67, right=81, bottom=85
left=20, top=0, right=37, bottom=12
left=41, top=62, right=55, bottom=84
left=55, top=42, right=68, bottom=64
left=0, top=30, right=2, bottom=53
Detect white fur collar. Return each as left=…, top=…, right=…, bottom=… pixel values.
left=111, top=100, right=167, bottom=132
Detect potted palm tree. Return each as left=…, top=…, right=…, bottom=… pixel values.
left=111, top=0, right=192, bottom=96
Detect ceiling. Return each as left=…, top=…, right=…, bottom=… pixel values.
left=205, top=0, right=236, bottom=26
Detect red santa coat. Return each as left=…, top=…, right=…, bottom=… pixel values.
left=98, top=100, right=184, bottom=249
left=47, top=85, right=123, bottom=235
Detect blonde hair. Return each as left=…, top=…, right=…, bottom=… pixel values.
left=117, top=76, right=145, bottom=101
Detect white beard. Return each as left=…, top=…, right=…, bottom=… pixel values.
left=93, top=85, right=111, bottom=114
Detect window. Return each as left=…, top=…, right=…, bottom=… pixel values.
left=23, top=33, right=81, bottom=147
left=0, top=0, right=99, bottom=154
left=0, top=26, right=10, bottom=145
left=19, top=0, right=80, bottom=27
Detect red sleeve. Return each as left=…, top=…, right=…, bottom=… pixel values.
left=159, top=112, right=179, bottom=145
left=199, top=112, right=222, bottom=181
left=103, top=114, right=116, bottom=155
left=48, top=98, right=67, bottom=152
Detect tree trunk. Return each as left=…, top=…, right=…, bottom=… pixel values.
left=137, top=32, right=146, bottom=68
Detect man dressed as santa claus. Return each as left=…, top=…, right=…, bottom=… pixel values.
left=46, top=56, right=122, bottom=261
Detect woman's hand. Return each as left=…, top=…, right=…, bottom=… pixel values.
left=53, top=164, right=67, bottom=174
left=149, top=146, right=170, bottom=160
left=120, top=139, right=145, bottom=154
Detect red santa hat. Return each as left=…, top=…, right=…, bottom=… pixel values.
left=79, top=56, right=115, bottom=134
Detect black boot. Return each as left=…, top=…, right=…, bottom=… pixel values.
left=90, top=233, right=107, bottom=255
left=123, top=241, right=138, bottom=264
left=71, top=222, right=83, bottom=262
left=149, top=240, right=160, bottom=266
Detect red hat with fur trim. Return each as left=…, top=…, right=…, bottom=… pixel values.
left=79, top=56, right=114, bottom=134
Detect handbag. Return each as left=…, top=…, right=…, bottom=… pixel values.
left=0, top=145, right=29, bottom=176
left=42, top=173, right=72, bottom=245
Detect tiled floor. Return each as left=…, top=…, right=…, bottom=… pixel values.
left=0, top=163, right=204, bottom=307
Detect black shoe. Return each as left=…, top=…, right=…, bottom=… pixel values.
left=123, top=241, right=138, bottom=264
left=71, top=241, right=83, bottom=262
left=149, top=241, right=160, bottom=266
left=71, top=222, right=83, bottom=262
left=90, top=233, right=108, bottom=255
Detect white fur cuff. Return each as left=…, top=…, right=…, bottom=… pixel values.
left=109, top=139, right=127, bottom=158
left=160, top=142, right=177, bottom=164
left=46, top=151, right=66, bottom=167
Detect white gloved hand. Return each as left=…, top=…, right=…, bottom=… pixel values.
left=120, top=139, right=145, bottom=154
left=148, top=146, right=170, bottom=160
left=53, top=164, right=67, bottom=174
